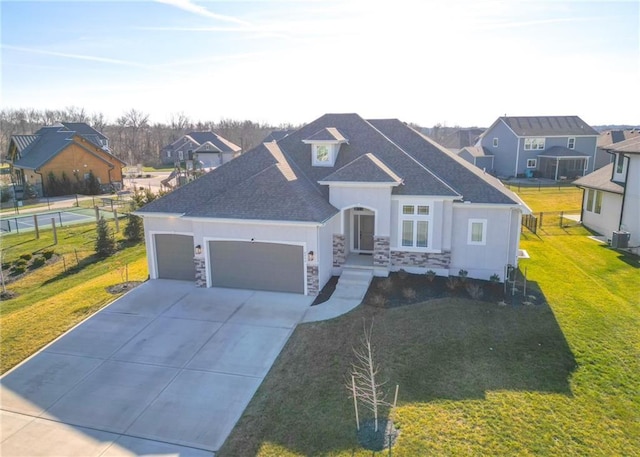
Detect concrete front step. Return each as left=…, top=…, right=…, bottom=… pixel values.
left=334, top=269, right=373, bottom=299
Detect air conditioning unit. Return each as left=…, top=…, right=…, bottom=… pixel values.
left=611, top=231, right=630, bottom=248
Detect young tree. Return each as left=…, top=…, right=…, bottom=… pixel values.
left=123, top=203, right=144, bottom=242
left=348, top=319, right=389, bottom=432
left=95, top=217, right=116, bottom=258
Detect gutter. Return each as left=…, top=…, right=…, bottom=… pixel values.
left=618, top=154, right=630, bottom=231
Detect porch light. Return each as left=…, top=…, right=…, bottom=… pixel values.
left=308, top=251, right=315, bottom=262
left=195, top=244, right=202, bottom=255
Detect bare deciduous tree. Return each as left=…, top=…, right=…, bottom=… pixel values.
left=348, top=319, right=389, bottom=432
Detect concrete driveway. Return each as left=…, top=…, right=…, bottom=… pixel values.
left=0, top=280, right=314, bottom=456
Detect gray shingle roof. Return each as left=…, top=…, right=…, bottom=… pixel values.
left=140, top=113, right=524, bottom=222
left=459, top=146, right=493, bottom=158
left=602, top=136, right=640, bottom=154
left=321, top=153, right=402, bottom=184
left=186, top=132, right=241, bottom=153
left=304, top=127, right=348, bottom=143
left=501, top=116, right=598, bottom=136
left=11, top=125, right=122, bottom=169
left=574, top=163, right=623, bottom=194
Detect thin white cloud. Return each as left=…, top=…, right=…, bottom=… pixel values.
left=2, top=44, right=149, bottom=69
left=154, top=0, right=251, bottom=26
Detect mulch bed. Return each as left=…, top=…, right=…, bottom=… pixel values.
left=106, top=281, right=144, bottom=294
left=356, top=418, right=399, bottom=451
left=312, top=270, right=545, bottom=309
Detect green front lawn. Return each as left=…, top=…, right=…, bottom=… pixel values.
left=220, top=232, right=639, bottom=453
left=0, top=220, right=148, bottom=374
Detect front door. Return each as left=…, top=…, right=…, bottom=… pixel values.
left=352, top=210, right=374, bottom=252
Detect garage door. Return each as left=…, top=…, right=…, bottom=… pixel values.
left=155, top=234, right=195, bottom=281
left=209, top=241, right=304, bottom=294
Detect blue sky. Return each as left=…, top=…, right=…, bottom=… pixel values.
left=1, top=0, right=638, bottom=127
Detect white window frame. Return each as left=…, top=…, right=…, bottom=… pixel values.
left=398, top=203, right=432, bottom=250
left=527, top=158, right=537, bottom=168
left=524, top=137, right=545, bottom=150
left=586, top=189, right=603, bottom=214
left=567, top=137, right=575, bottom=149
left=178, top=150, right=184, bottom=160
left=493, top=137, right=498, bottom=147
left=467, top=218, right=487, bottom=245
left=312, top=144, right=335, bottom=167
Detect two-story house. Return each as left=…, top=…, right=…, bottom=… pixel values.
left=478, top=116, right=599, bottom=180
left=137, top=113, right=530, bottom=296
left=161, top=132, right=241, bottom=168
left=574, top=136, right=640, bottom=255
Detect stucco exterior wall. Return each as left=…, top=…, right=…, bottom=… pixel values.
left=581, top=190, right=622, bottom=239
left=328, top=186, right=392, bottom=236
left=449, top=205, right=520, bottom=280
left=621, top=156, right=640, bottom=251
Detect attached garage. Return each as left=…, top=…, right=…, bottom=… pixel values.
left=154, top=234, right=196, bottom=281
left=209, top=241, right=304, bottom=294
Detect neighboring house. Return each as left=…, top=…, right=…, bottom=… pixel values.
left=161, top=132, right=241, bottom=168
left=594, top=129, right=640, bottom=170
left=137, top=113, right=530, bottom=296
left=574, top=136, right=640, bottom=255
left=478, top=116, right=599, bottom=180
left=458, top=146, right=495, bottom=171
left=6, top=122, right=124, bottom=197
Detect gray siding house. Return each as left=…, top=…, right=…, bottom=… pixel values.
left=161, top=132, right=241, bottom=167
left=479, top=116, right=599, bottom=180
left=138, top=114, right=530, bottom=296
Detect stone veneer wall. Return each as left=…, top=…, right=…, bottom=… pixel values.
left=194, top=257, right=206, bottom=287
left=306, top=265, right=319, bottom=296
left=373, top=236, right=390, bottom=267
left=333, top=234, right=346, bottom=268
left=390, top=251, right=451, bottom=269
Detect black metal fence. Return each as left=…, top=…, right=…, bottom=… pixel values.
left=521, top=210, right=582, bottom=234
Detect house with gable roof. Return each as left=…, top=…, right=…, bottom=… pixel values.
left=137, top=113, right=530, bottom=296
left=161, top=132, right=241, bottom=168
left=574, top=136, right=640, bottom=254
left=6, top=122, right=124, bottom=197
left=478, top=116, right=599, bottom=179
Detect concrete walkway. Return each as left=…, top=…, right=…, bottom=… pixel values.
left=302, top=268, right=373, bottom=323
left=0, top=280, right=313, bottom=456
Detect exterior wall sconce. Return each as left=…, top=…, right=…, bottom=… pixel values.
left=307, top=251, right=315, bottom=262
left=195, top=245, right=202, bottom=255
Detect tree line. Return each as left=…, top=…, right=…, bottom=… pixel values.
left=0, top=107, right=297, bottom=166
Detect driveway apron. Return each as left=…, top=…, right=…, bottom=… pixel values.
left=0, top=280, right=313, bottom=456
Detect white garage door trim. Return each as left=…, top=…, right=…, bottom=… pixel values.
left=204, top=238, right=307, bottom=294
left=149, top=231, right=195, bottom=280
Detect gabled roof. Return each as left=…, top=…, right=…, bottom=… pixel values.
left=497, top=116, right=598, bottom=137
left=597, top=129, right=640, bottom=147
left=60, top=122, right=108, bottom=141
left=303, top=127, right=348, bottom=143
left=459, top=146, right=493, bottom=158
left=194, top=141, right=221, bottom=153
left=602, top=136, right=640, bottom=154
left=186, top=132, right=241, bottom=153
left=10, top=125, right=124, bottom=170
left=11, top=135, right=39, bottom=152
left=263, top=129, right=295, bottom=142
left=139, top=113, right=525, bottom=222
left=574, top=163, right=623, bottom=194
left=320, top=153, right=402, bottom=184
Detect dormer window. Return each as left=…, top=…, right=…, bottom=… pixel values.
left=303, top=127, right=348, bottom=167
left=315, top=145, right=330, bottom=163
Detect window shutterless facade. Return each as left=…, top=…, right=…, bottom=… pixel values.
left=467, top=219, right=487, bottom=245
left=568, top=137, right=575, bottom=149
left=527, top=158, right=537, bottom=168
left=524, top=138, right=545, bottom=150
left=400, top=204, right=430, bottom=248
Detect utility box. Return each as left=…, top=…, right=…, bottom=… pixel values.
left=611, top=231, right=630, bottom=248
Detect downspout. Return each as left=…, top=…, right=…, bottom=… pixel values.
left=514, top=138, right=521, bottom=177
left=555, top=158, right=559, bottom=181
left=507, top=208, right=514, bottom=267
left=34, top=169, right=46, bottom=197
left=579, top=187, right=585, bottom=223
left=618, top=154, right=629, bottom=231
